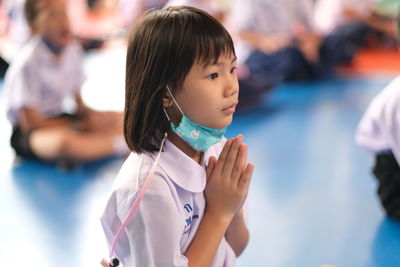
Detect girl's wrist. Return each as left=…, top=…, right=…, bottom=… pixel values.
left=204, top=208, right=234, bottom=226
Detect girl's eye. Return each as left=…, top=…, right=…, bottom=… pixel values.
left=231, top=67, right=237, bottom=74
left=207, top=73, right=219, bottom=80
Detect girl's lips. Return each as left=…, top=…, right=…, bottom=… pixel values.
left=222, top=104, right=237, bottom=115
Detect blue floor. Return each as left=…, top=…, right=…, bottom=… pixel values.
left=1, top=60, right=400, bottom=266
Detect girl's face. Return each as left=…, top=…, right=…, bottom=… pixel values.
left=169, top=53, right=239, bottom=129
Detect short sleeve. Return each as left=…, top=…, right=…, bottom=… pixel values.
left=102, top=174, right=188, bottom=267
left=355, top=76, right=400, bottom=164
left=67, top=41, right=86, bottom=94
left=297, top=0, right=315, bottom=31
left=379, top=91, right=400, bottom=164
left=4, top=64, right=41, bottom=124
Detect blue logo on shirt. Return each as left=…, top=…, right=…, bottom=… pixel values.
left=183, top=204, right=199, bottom=234
left=184, top=204, right=193, bottom=213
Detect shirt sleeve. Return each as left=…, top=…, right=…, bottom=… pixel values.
left=378, top=90, right=400, bottom=164
left=355, top=77, right=400, bottom=156
left=102, top=173, right=188, bottom=267
left=297, top=0, right=315, bottom=32
left=68, top=41, right=86, bottom=94
left=5, top=63, right=42, bottom=123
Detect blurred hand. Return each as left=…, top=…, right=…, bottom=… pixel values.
left=297, top=33, right=322, bottom=63
left=343, top=7, right=362, bottom=22
left=260, top=35, right=291, bottom=54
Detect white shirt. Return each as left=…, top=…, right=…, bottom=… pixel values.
left=3, top=0, right=30, bottom=50
left=226, top=0, right=314, bottom=64
left=313, top=0, right=374, bottom=35
left=4, top=37, right=85, bottom=125
left=101, top=139, right=236, bottom=267
left=356, top=76, right=400, bottom=163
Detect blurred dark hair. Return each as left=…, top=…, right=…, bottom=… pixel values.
left=124, top=6, right=235, bottom=153
left=24, top=0, right=42, bottom=26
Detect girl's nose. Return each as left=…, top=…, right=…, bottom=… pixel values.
left=224, top=75, right=239, bottom=98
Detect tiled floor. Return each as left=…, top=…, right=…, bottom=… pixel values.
left=1, top=47, right=400, bottom=267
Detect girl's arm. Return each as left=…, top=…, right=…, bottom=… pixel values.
left=184, top=210, right=233, bottom=267
left=184, top=136, right=254, bottom=266
left=224, top=208, right=249, bottom=256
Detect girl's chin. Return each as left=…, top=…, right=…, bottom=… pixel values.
left=211, top=118, right=232, bottom=129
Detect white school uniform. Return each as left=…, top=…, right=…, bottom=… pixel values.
left=4, top=37, right=85, bottom=126
left=356, top=76, right=400, bottom=164
left=101, top=138, right=236, bottom=267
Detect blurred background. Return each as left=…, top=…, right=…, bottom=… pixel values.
left=1, top=0, right=400, bottom=266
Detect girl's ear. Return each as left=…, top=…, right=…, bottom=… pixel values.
left=163, top=90, right=173, bottom=108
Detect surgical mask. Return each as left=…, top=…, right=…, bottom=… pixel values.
left=164, top=86, right=226, bottom=152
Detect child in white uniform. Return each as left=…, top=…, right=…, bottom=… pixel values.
left=4, top=0, right=127, bottom=165
left=356, top=75, right=400, bottom=220
left=101, top=6, right=254, bottom=267
left=355, top=15, right=400, bottom=221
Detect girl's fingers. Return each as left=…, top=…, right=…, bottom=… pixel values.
left=222, top=136, right=242, bottom=176
left=238, top=163, right=254, bottom=192
left=213, top=139, right=232, bottom=174
left=232, top=143, right=248, bottom=183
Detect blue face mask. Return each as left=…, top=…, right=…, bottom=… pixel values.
left=164, top=86, right=226, bottom=152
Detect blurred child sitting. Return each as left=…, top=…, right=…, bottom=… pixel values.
left=226, top=0, right=351, bottom=108
left=4, top=0, right=127, bottom=166
left=355, top=16, right=400, bottom=221
left=314, top=0, right=397, bottom=50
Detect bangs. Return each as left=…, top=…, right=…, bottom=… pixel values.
left=191, top=12, right=236, bottom=66
left=162, top=6, right=236, bottom=74
left=193, top=25, right=236, bottom=66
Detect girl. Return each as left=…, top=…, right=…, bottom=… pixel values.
left=101, top=6, right=254, bottom=267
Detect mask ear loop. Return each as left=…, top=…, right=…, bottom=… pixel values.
left=163, top=107, right=171, bottom=122
left=166, top=85, right=184, bottom=114
left=102, top=132, right=168, bottom=267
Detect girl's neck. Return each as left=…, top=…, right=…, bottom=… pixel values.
left=167, top=129, right=203, bottom=165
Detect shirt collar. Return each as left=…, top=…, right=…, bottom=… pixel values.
left=151, top=139, right=221, bottom=193
left=36, top=37, right=68, bottom=66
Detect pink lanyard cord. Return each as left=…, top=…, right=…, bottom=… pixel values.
left=108, top=133, right=168, bottom=260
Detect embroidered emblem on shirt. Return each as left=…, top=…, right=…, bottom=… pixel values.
left=183, top=204, right=199, bottom=235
